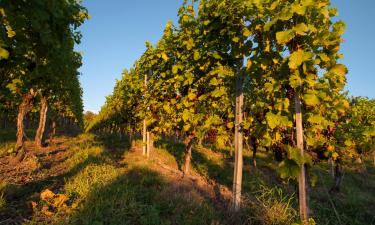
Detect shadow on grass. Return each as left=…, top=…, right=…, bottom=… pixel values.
left=68, top=167, right=224, bottom=225
left=0, top=133, right=133, bottom=224
left=0, top=129, right=36, bottom=143
left=94, top=133, right=132, bottom=158
left=154, top=139, right=233, bottom=187
left=154, top=139, right=185, bottom=171
left=0, top=154, right=110, bottom=223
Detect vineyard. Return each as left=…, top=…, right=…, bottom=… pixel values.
left=0, top=0, right=374, bottom=225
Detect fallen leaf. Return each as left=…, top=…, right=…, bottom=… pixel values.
left=40, top=189, right=55, bottom=201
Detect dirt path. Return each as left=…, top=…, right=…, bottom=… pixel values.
left=0, top=138, right=72, bottom=185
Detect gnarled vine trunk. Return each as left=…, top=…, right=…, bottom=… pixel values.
left=15, top=92, right=35, bottom=162
left=35, top=96, right=48, bottom=148
left=183, top=136, right=196, bottom=175
left=251, top=136, right=257, bottom=168
left=330, top=161, right=343, bottom=193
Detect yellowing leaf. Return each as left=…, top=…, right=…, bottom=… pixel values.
left=53, top=194, right=68, bottom=208
left=247, top=59, right=252, bottom=69
left=291, top=4, right=307, bottom=15
left=294, top=23, right=309, bottom=35
left=161, top=52, right=169, bottom=61
left=232, top=36, right=240, bottom=43
left=289, top=71, right=302, bottom=88
left=7, top=28, right=16, bottom=38
left=318, top=53, right=329, bottom=62
left=332, top=152, right=339, bottom=161
left=330, top=64, right=347, bottom=76
left=182, top=15, right=189, bottom=22
left=188, top=92, right=196, bottom=100
left=209, top=77, right=219, bottom=86
left=163, top=104, right=172, bottom=114
left=193, top=51, right=200, bottom=61
left=288, top=49, right=313, bottom=70
left=182, top=109, right=190, bottom=122
left=183, top=124, right=191, bottom=131
left=243, top=28, right=251, bottom=37
left=40, top=189, right=55, bottom=201
left=303, top=93, right=320, bottom=106
left=0, top=47, right=9, bottom=60
left=186, top=39, right=194, bottom=50
left=172, top=65, right=179, bottom=74
left=276, top=30, right=295, bottom=44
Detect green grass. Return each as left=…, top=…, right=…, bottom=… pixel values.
left=65, top=166, right=219, bottom=225
left=0, top=182, right=6, bottom=211
left=22, top=134, right=222, bottom=225
left=1, top=133, right=373, bottom=225
left=0, top=128, right=37, bottom=156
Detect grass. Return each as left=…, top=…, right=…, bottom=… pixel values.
left=0, top=182, right=6, bottom=211
left=15, top=134, right=221, bottom=225
left=0, top=128, right=36, bottom=156
left=0, top=132, right=374, bottom=225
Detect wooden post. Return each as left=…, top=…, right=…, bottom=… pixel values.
left=232, top=59, right=244, bottom=211
left=146, top=131, right=151, bottom=158
left=295, top=92, right=309, bottom=222
left=142, top=72, right=148, bottom=156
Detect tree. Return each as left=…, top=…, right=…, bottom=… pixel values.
left=0, top=0, right=88, bottom=157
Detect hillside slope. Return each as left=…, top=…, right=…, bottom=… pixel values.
left=0, top=133, right=374, bottom=225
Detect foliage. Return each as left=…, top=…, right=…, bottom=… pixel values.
left=0, top=0, right=88, bottom=134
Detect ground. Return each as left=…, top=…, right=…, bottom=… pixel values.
left=0, top=132, right=374, bottom=225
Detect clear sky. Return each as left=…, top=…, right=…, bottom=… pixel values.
left=76, top=0, right=375, bottom=113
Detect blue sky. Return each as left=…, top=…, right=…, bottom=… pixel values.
left=77, top=0, right=375, bottom=113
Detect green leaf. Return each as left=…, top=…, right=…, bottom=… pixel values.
left=279, top=159, right=300, bottom=179
left=213, top=52, right=221, bottom=59
left=287, top=146, right=312, bottom=166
